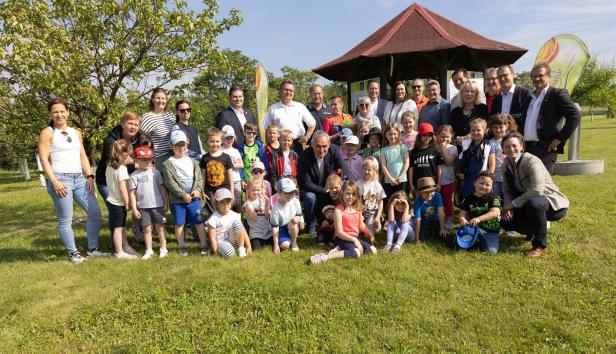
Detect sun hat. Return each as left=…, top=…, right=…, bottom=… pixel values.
left=416, top=176, right=436, bottom=192
left=222, top=125, right=236, bottom=138
left=214, top=188, right=233, bottom=201
left=277, top=177, right=298, bottom=193
left=170, top=130, right=188, bottom=144
left=133, top=146, right=154, bottom=159
left=417, top=123, right=434, bottom=135
left=363, top=127, right=383, bottom=145
left=456, top=225, right=479, bottom=249
left=344, top=135, right=360, bottom=145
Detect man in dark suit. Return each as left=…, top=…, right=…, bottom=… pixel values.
left=367, top=80, right=390, bottom=125
left=297, top=131, right=343, bottom=236
left=519, top=62, right=581, bottom=174
left=490, top=65, right=532, bottom=122
left=215, top=86, right=260, bottom=147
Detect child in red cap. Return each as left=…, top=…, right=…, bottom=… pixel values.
left=408, top=123, right=444, bottom=196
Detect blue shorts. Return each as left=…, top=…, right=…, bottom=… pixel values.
left=278, top=225, right=291, bottom=246
left=170, top=199, right=205, bottom=225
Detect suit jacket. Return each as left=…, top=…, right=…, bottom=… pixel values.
left=490, top=85, right=532, bottom=122
left=374, top=98, right=389, bottom=126
left=215, top=107, right=260, bottom=147
left=519, top=86, right=580, bottom=153
left=502, top=152, right=569, bottom=211
left=297, top=147, right=343, bottom=195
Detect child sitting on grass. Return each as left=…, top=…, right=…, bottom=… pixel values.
left=128, top=146, right=169, bottom=259
left=270, top=178, right=304, bottom=254
left=207, top=188, right=252, bottom=258
left=243, top=177, right=273, bottom=251
left=458, top=172, right=501, bottom=254
left=314, top=174, right=343, bottom=246
left=413, top=176, right=448, bottom=243
left=384, top=190, right=415, bottom=254
left=310, top=180, right=376, bottom=265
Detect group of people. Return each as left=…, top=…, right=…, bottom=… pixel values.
left=38, top=61, right=579, bottom=264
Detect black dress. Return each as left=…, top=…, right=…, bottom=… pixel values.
left=450, top=104, right=489, bottom=138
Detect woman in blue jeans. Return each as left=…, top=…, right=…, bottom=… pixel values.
left=38, top=98, right=104, bottom=264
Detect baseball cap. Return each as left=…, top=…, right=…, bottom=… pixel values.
left=170, top=130, right=188, bottom=145
left=340, top=128, right=353, bottom=138
left=344, top=135, right=359, bottom=145
left=277, top=178, right=297, bottom=193
left=214, top=188, right=233, bottom=201
left=133, top=146, right=154, bottom=159
left=456, top=225, right=479, bottom=249
left=417, top=123, right=434, bottom=135
left=251, top=161, right=265, bottom=171
left=222, top=125, right=236, bottom=138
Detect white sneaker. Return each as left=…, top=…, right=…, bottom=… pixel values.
left=546, top=221, right=551, bottom=229
left=238, top=246, right=247, bottom=258
left=310, top=253, right=327, bottom=265
left=116, top=252, right=137, bottom=260
left=328, top=246, right=341, bottom=254
left=142, top=250, right=154, bottom=260
left=87, top=248, right=111, bottom=257
left=70, top=251, right=86, bottom=265
left=159, top=248, right=168, bottom=258
left=123, top=245, right=137, bottom=255
left=391, top=244, right=401, bottom=254
left=291, top=242, right=300, bottom=252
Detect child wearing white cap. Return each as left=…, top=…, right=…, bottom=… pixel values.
left=341, top=135, right=363, bottom=181
left=221, top=125, right=244, bottom=208
left=270, top=178, right=304, bottom=253
left=206, top=188, right=251, bottom=258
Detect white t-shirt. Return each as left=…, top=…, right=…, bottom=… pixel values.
left=207, top=210, right=242, bottom=241
left=358, top=180, right=387, bottom=212
left=222, top=146, right=242, bottom=182
left=105, top=165, right=130, bottom=206
left=263, top=101, right=316, bottom=139
left=128, top=168, right=165, bottom=208
left=168, top=155, right=194, bottom=193
left=243, top=197, right=273, bottom=239
left=270, top=198, right=303, bottom=228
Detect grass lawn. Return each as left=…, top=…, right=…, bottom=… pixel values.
left=1, top=116, right=615, bottom=352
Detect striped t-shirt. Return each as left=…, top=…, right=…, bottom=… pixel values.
left=140, top=111, right=176, bottom=158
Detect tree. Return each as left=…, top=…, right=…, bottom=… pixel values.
left=0, top=0, right=242, bottom=164
left=570, top=57, right=616, bottom=116
left=516, top=71, right=532, bottom=90
left=268, top=66, right=319, bottom=105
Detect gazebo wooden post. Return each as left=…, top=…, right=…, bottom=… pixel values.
left=379, top=56, right=389, bottom=99
left=438, top=67, right=448, bottom=99
left=346, top=81, right=352, bottom=114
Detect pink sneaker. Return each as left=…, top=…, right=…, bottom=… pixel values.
left=116, top=252, right=137, bottom=260
left=310, top=253, right=327, bottom=265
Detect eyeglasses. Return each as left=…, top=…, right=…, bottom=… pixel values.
left=412, top=85, right=423, bottom=89
left=246, top=131, right=257, bottom=136
left=252, top=169, right=264, bottom=174
left=531, top=73, right=548, bottom=79
left=178, top=108, right=191, bottom=113
left=359, top=103, right=370, bottom=107
left=60, top=131, right=72, bottom=143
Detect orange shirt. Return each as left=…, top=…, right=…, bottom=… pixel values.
left=413, top=96, right=429, bottom=114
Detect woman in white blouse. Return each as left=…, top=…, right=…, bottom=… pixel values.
left=382, top=81, right=418, bottom=126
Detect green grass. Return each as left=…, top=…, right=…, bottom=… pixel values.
left=1, top=116, right=616, bottom=352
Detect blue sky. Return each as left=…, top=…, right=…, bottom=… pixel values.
left=191, top=0, right=616, bottom=81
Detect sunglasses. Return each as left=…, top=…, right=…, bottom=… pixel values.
left=252, top=169, right=264, bottom=174
left=412, top=85, right=422, bottom=89
left=60, top=131, right=72, bottom=143
left=246, top=131, right=257, bottom=136
left=359, top=103, right=369, bottom=107
left=178, top=108, right=191, bottom=113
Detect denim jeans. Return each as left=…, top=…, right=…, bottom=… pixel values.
left=300, top=190, right=317, bottom=234
left=47, top=173, right=102, bottom=254
left=387, top=220, right=416, bottom=245
left=478, top=228, right=499, bottom=254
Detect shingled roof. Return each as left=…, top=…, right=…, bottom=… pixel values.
left=313, top=2, right=527, bottom=81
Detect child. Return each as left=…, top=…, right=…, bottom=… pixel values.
left=264, top=124, right=281, bottom=169
left=270, top=178, right=304, bottom=254
left=128, top=146, right=169, bottom=259
left=269, top=129, right=298, bottom=188
left=315, top=174, right=343, bottom=246
left=357, top=157, right=386, bottom=232
left=356, top=121, right=372, bottom=149
left=341, top=135, right=363, bottom=181
left=360, top=127, right=382, bottom=161
left=458, top=172, right=501, bottom=254
left=401, top=111, right=418, bottom=149
left=206, top=188, right=252, bottom=258
left=161, top=130, right=209, bottom=256
left=250, top=161, right=272, bottom=198
left=413, top=177, right=448, bottom=242
left=436, top=125, right=458, bottom=230
left=458, top=118, right=496, bottom=199
left=380, top=122, right=410, bottom=197
left=243, top=177, right=274, bottom=250
left=384, top=190, right=415, bottom=254
left=409, top=123, right=443, bottom=196
left=487, top=114, right=516, bottom=198
left=310, top=180, right=377, bottom=265
left=240, top=122, right=270, bottom=183
left=221, top=125, right=244, bottom=208
left=105, top=140, right=138, bottom=259
left=199, top=128, right=235, bottom=215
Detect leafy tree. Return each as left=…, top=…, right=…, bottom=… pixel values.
left=0, top=0, right=242, bottom=164
left=268, top=66, right=319, bottom=105
left=571, top=57, right=616, bottom=116
left=516, top=71, right=532, bottom=90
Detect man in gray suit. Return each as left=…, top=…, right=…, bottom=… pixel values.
left=367, top=80, right=390, bottom=126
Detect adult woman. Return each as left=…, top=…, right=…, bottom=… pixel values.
left=382, top=81, right=418, bottom=126
left=173, top=100, right=205, bottom=158
left=450, top=81, right=489, bottom=142
left=499, top=132, right=569, bottom=257
left=140, top=88, right=176, bottom=166
left=353, top=96, right=381, bottom=130
left=38, top=98, right=103, bottom=264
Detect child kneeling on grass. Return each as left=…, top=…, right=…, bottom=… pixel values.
left=413, top=176, right=448, bottom=242
left=458, top=172, right=501, bottom=254
left=270, top=178, right=304, bottom=254
left=207, top=188, right=252, bottom=258
left=310, top=180, right=376, bottom=265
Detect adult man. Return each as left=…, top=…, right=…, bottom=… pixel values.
left=367, top=80, right=390, bottom=122
left=306, top=84, right=331, bottom=133
left=263, top=80, right=316, bottom=153
left=297, top=131, right=343, bottom=236
left=450, top=68, right=486, bottom=110
left=410, top=78, right=429, bottom=115
left=215, top=86, right=260, bottom=147
left=519, top=62, right=581, bottom=173
left=490, top=64, right=532, bottom=122
left=484, top=68, right=500, bottom=113
left=418, top=80, right=451, bottom=131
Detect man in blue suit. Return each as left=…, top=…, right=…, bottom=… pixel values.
left=215, top=86, right=260, bottom=147
left=367, top=80, right=390, bottom=127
